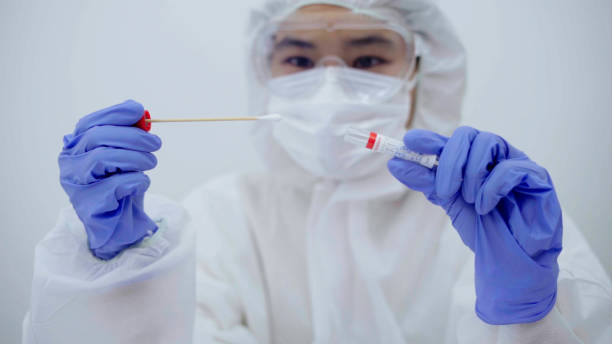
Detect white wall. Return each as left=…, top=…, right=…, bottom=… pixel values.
left=0, top=0, right=610, bottom=342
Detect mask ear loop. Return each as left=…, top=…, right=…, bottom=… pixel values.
left=404, top=54, right=421, bottom=129
left=401, top=28, right=422, bottom=128
left=400, top=24, right=419, bottom=88
left=404, top=63, right=418, bottom=92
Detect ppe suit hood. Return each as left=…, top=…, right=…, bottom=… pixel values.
left=246, top=0, right=466, bottom=183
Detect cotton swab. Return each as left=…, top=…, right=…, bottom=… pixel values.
left=135, top=110, right=281, bottom=132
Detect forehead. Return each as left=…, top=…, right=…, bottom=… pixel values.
left=272, top=4, right=405, bottom=47
left=279, top=4, right=387, bottom=26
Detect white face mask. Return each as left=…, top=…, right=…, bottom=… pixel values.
left=267, top=67, right=414, bottom=180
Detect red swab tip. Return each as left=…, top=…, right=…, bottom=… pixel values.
left=135, top=110, right=152, bottom=132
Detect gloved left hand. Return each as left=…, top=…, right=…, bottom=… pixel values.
left=58, top=100, right=162, bottom=260
left=388, top=126, right=562, bottom=325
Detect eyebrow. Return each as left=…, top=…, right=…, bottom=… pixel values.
left=273, top=34, right=395, bottom=51
left=274, top=37, right=316, bottom=50
left=345, top=35, right=395, bottom=48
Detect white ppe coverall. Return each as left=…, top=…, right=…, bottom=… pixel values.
left=23, top=0, right=612, bottom=343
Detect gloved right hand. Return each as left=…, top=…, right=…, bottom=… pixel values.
left=387, top=127, right=562, bottom=325
left=59, top=100, right=162, bottom=260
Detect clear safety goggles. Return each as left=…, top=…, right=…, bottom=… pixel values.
left=252, top=14, right=418, bottom=98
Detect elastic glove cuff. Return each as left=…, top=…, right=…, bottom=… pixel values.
left=475, top=289, right=557, bottom=325
left=89, top=219, right=159, bottom=260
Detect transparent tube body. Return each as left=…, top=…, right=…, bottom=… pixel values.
left=344, top=128, right=438, bottom=169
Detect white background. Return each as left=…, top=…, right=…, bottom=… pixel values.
left=1, top=0, right=611, bottom=342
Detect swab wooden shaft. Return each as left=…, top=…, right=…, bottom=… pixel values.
left=134, top=109, right=281, bottom=132
left=146, top=117, right=258, bottom=123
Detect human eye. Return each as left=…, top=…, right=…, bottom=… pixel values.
left=352, top=56, right=389, bottom=69
left=283, top=56, right=315, bottom=69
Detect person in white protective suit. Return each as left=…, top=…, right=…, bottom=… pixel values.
left=23, top=0, right=612, bottom=343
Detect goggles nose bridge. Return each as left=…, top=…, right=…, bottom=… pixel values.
left=316, top=55, right=348, bottom=68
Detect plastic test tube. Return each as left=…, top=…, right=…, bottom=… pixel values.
left=344, top=128, right=438, bottom=169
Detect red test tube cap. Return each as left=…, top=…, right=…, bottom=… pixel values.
left=366, top=132, right=377, bottom=149
left=135, top=110, right=152, bottom=132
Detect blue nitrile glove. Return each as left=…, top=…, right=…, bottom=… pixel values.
left=387, top=126, right=562, bottom=325
left=59, top=100, right=162, bottom=260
